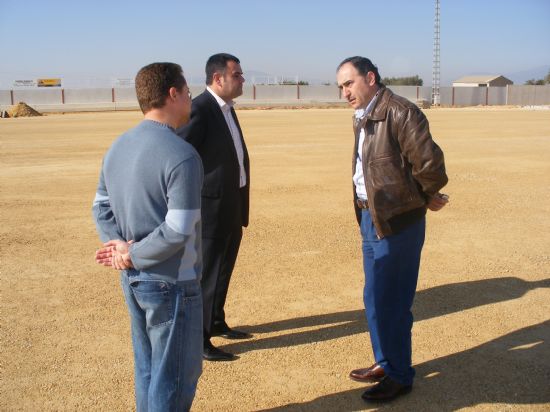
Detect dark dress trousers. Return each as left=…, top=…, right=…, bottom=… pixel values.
left=177, top=90, right=250, bottom=340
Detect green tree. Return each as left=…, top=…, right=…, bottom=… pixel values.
left=525, top=70, right=549, bottom=85
left=280, top=79, right=309, bottom=85
left=382, top=75, right=423, bottom=86
left=525, top=78, right=545, bottom=85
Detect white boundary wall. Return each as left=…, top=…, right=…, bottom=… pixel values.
left=507, top=85, right=550, bottom=105
left=64, top=88, right=112, bottom=104
left=2, top=85, right=550, bottom=112
left=12, top=89, right=62, bottom=105
left=114, top=88, right=137, bottom=102
left=0, top=90, right=11, bottom=105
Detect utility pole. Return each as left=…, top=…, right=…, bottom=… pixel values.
left=432, top=0, right=441, bottom=106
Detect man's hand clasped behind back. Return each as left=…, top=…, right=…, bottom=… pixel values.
left=427, top=192, right=449, bottom=212
left=96, top=239, right=134, bottom=270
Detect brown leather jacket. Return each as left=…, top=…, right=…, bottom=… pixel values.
left=352, top=87, right=448, bottom=238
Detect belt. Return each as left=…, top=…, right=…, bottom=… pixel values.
left=356, top=198, right=369, bottom=209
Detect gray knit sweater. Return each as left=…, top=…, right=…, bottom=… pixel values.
left=93, top=120, right=203, bottom=282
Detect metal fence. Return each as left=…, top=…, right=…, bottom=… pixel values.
left=1, top=85, right=550, bottom=112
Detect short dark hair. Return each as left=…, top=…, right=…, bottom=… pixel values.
left=205, top=53, right=240, bottom=85
left=135, top=62, right=186, bottom=114
left=337, top=56, right=382, bottom=86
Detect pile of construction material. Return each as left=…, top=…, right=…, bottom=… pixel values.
left=2, top=102, right=42, bottom=118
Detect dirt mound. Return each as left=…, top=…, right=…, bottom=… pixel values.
left=8, top=102, right=42, bottom=117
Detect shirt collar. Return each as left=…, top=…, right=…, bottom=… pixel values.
left=207, top=86, right=234, bottom=110
left=354, top=90, right=380, bottom=120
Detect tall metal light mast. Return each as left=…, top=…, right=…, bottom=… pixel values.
left=432, top=0, right=441, bottom=106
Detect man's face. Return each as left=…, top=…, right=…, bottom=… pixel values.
left=337, top=63, right=378, bottom=109
left=219, top=60, right=245, bottom=100
left=175, top=84, right=192, bottom=128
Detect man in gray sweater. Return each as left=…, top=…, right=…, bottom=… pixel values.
left=93, top=62, right=203, bottom=412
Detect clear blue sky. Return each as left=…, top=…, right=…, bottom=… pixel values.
left=1, top=0, right=549, bottom=87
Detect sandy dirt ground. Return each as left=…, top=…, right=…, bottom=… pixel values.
left=1, top=108, right=549, bottom=411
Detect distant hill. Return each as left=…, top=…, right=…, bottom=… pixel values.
left=506, top=65, right=550, bottom=84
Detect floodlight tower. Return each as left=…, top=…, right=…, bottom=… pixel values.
left=432, top=0, right=441, bottom=106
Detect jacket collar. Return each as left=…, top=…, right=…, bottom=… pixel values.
left=355, top=86, right=391, bottom=131
left=368, top=86, right=390, bottom=121
left=206, top=86, right=235, bottom=110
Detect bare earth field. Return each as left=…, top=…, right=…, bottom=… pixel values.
left=1, top=108, right=549, bottom=411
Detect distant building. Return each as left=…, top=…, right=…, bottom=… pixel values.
left=452, top=75, right=513, bottom=87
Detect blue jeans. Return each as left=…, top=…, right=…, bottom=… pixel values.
left=121, top=271, right=203, bottom=412
left=360, top=210, right=425, bottom=386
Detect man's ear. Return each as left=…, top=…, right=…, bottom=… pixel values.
left=168, top=86, right=178, bottom=100
left=213, top=71, right=223, bottom=86
left=367, top=71, right=376, bottom=86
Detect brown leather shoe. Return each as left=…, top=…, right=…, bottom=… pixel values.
left=361, top=376, right=412, bottom=402
left=349, top=363, right=386, bottom=382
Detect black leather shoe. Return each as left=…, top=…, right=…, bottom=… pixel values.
left=211, top=325, right=252, bottom=340
left=361, top=376, right=412, bottom=402
left=202, top=341, right=237, bottom=361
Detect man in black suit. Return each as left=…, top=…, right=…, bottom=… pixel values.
left=178, top=53, right=251, bottom=361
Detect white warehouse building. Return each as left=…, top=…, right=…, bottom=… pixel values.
left=452, top=75, right=514, bottom=87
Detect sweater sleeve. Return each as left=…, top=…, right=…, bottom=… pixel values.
left=92, top=168, right=123, bottom=242
left=128, top=155, right=203, bottom=270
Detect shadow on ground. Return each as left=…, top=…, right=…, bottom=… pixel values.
left=223, top=277, right=549, bottom=354
left=219, top=277, right=549, bottom=410
left=258, top=320, right=550, bottom=411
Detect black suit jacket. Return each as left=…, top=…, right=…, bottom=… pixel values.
left=178, top=90, right=250, bottom=238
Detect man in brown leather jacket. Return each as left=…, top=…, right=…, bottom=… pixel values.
left=336, top=56, right=448, bottom=403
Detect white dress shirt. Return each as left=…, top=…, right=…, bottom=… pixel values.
left=207, top=87, right=247, bottom=188
left=353, top=92, right=379, bottom=200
